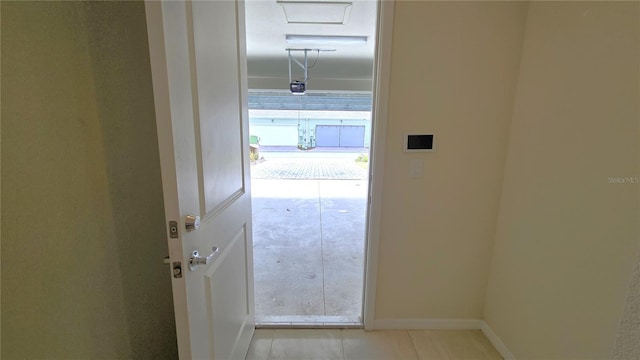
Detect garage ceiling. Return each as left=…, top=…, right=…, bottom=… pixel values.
left=245, top=0, right=377, bottom=92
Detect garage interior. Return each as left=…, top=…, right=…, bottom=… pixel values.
left=248, top=92, right=373, bottom=325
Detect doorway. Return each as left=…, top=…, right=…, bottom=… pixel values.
left=244, top=0, right=378, bottom=327
left=248, top=94, right=371, bottom=326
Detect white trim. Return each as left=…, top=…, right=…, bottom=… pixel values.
left=363, top=0, right=395, bottom=331
left=480, top=321, right=516, bottom=360
left=145, top=2, right=191, bottom=358
left=373, top=318, right=483, bottom=330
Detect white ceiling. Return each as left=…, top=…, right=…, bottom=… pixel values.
left=244, top=0, right=378, bottom=91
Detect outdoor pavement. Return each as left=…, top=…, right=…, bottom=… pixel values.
left=250, top=149, right=368, bottom=321
left=251, top=158, right=367, bottom=180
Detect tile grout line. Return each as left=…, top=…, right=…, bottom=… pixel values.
left=266, top=329, right=275, bottom=360
left=340, top=329, right=346, bottom=360
left=406, top=330, right=423, bottom=360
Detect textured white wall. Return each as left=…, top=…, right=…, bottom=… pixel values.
left=1, top=2, right=177, bottom=358
left=614, top=250, right=640, bottom=358
left=374, top=1, right=528, bottom=320
left=483, top=2, right=639, bottom=358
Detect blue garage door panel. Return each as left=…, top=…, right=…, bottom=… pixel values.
left=315, top=125, right=340, bottom=147
left=339, top=126, right=365, bottom=147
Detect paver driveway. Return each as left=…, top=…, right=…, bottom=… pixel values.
left=250, top=158, right=367, bottom=180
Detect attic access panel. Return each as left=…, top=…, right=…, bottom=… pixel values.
left=277, top=1, right=352, bottom=24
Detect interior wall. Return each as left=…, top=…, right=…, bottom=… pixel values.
left=1, top=2, right=177, bottom=358
left=483, top=2, right=640, bottom=358
left=374, top=1, right=528, bottom=320
left=614, top=249, right=640, bottom=358
left=82, top=2, right=178, bottom=358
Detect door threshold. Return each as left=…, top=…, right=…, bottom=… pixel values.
left=255, top=315, right=363, bottom=329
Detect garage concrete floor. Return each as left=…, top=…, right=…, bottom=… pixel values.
left=251, top=154, right=368, bottom=325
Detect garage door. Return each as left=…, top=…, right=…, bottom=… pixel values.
left=315, top=125, right=365, bottom=147
left=250, top=124, right=298, bottom=146
left=315, top=125, right=340, bottom=147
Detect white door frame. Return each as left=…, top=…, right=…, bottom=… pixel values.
left=363, top=0, right=395, bottom=330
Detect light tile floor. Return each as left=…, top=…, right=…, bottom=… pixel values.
left=245, top=329, right=502, bottom=360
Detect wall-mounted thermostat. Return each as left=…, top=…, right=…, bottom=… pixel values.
left=403, top=133, right=435, bottom=152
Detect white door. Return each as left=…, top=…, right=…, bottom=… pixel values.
left=145, top=1, right=254, bottom=359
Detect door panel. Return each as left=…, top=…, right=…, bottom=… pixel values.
left=206, top=227, right=251, bottom=360
left=316, top=125, right=340, bottom=147
left=191, top=1, right=245, bottom=214
left=146, top=1, right=254, bottom=359
left=339, top=125, right=365, bottom=147
left=316, top=125, right=365, bottom=147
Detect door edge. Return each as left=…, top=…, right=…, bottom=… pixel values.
left=363, top=0, right=395, bottom=331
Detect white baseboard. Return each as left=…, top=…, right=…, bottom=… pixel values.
left=373, top=318, right=483, bottom=330
left=480, top=321, right=516, bottom=360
